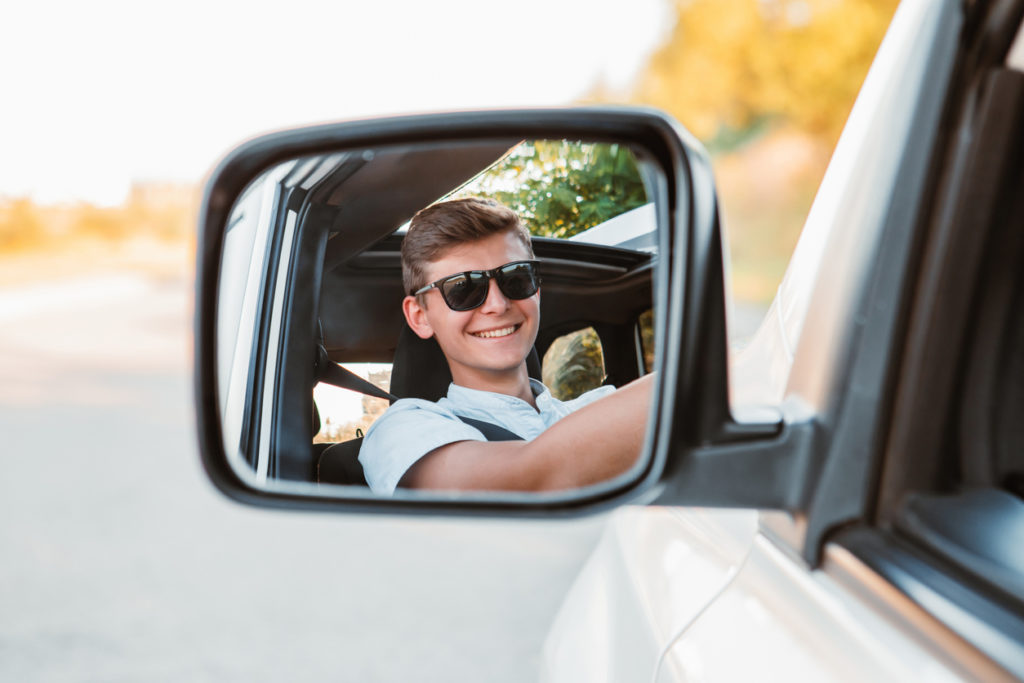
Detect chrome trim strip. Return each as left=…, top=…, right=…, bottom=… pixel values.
left=823, top=543, right=1017, bottom=682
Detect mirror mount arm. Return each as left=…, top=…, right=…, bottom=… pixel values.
left=656, top=416, right=817, bottom=512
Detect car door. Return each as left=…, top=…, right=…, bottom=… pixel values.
left=544, top=0, right=1024, bottom=679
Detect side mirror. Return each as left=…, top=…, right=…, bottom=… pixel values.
left=194, top=107, right=786, bottom=515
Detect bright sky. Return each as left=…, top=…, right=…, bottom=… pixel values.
left=3, top=0, right=670, bottom=205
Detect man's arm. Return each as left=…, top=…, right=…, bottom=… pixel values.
left=398, top=374, right=653, bottom=492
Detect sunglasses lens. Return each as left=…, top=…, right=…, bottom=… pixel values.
left=435, top=262, right=538, bottom=311
left=440, top=273, right=488, bottom=311
left=497, top=262, right=539, bottom=300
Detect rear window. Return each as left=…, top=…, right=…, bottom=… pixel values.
left=542, top=327, right=606, bottom=401
left=313, top=363, right=391, bottom=443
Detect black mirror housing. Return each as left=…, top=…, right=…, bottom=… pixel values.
left=194, top=107, right=781, bottom=516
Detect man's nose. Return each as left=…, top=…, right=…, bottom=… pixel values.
left=478, top=277, right=510, bottom=313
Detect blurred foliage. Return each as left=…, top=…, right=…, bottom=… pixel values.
left=453, top=140, right=647, bottom=239
left=0, top=199, right=46, bottom=251
left=543, top=327, right=607, bottom=401
left=633, top=0, right=899, bottom=149
left=587, top=0, right=900, bottom=305
left=0, top=183, right=196, bottom=254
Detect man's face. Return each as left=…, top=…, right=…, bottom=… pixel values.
left=403, top=230, right=539, bottom=390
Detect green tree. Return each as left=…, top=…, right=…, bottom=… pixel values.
left=453, top=140, right=648, bottom=238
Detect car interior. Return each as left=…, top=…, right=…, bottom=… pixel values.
left=247, top=139, right=658, bottom=488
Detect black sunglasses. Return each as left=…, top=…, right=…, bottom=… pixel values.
left=413, top=260, right=541, bottom=311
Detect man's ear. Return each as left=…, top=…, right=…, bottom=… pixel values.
left=402, top=295, right=435, bottom=340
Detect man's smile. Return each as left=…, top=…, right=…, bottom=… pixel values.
left=469, top=323, right=522, bottom=339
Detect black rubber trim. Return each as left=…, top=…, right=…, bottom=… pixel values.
left=894, top=489, right=1024, bottom=614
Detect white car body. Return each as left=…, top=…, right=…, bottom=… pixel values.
left=541, top=1, right=1021, bottom=680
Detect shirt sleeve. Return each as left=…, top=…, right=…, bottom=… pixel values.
left=359, top=399, right=486, bottom=495
left=562, top=384, right=617, bottom=412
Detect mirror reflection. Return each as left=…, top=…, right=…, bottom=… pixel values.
left=216, top=138, right=661, bottom=498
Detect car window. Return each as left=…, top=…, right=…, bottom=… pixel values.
left=541, top=327, right=606, bottom=401
left=313, top=363, right=391, bottom=443
left=448, top=140, right=655, bottom=253
left=216, top=162, right=295, bottom=460
left=638, top=309, right=654, bottom=374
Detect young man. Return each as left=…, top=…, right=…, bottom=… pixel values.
left=359, top=197, right=652, bottom=494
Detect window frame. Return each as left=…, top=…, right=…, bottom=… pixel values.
left=815, top=6, right=1024, bottom=675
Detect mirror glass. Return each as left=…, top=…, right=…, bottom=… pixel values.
left=214, top=137, right=663, bottom=501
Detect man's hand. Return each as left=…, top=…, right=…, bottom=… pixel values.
left=399, top=374, right=654, bottom=492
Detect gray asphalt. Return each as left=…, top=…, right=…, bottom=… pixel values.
left=0, top=273, right=609, bottom=682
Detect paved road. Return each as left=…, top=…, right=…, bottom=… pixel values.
left=0, top=273, right=608, bottom=682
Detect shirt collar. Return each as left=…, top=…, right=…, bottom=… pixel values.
left=446, top=379, right=551, bottom=409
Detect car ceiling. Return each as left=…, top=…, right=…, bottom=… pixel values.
left=312, top=139, right=521, bottom=270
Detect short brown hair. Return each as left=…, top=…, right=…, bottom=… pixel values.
left=401, top=197, right=534, bottom=296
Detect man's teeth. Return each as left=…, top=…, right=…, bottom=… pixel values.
left=472, top=326, right=516, bottom=339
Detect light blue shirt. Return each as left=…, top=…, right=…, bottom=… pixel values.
left=359, top=379, right=615, bottom=494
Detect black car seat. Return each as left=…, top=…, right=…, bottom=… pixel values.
left=316, top=323, right=541, bottom=487
left=311, top=402, right=332, bottom=461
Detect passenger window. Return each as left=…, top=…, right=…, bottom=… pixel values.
left=638, top=309, right=655, bottom=373
left=313, top=363, right=391, bottom=443
left=542, top=327, right=606, bottom=401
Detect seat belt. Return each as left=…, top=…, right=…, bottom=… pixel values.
left=318, top=416, right=523, bottom=486
left=314, top=342, right=523, bottom=443
left=456, top=416, right=524, bottom=442
left=315, top=345, right=398, bottom=403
